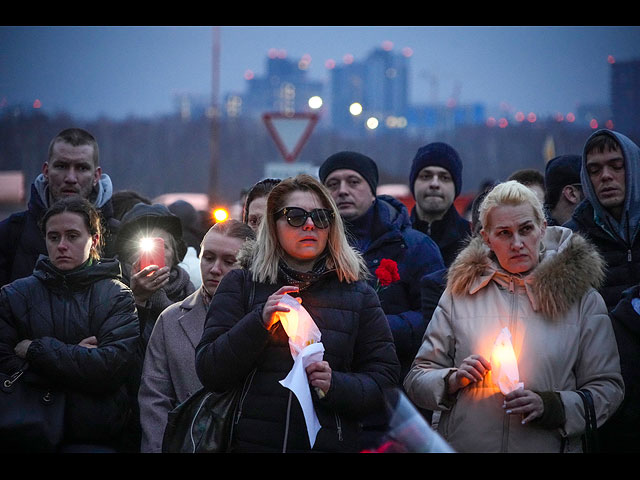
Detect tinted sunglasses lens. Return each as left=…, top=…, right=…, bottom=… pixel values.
left=311, top=209, right=331, bottom=228
left=286, top=208, right=308, bottom=227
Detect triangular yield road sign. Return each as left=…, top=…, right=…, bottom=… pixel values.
left=262, top=112, right=319, bottom=163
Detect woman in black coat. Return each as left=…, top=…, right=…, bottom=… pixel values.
left=195, top=174, right=400, bottom=453
left=0, top=197, right=139, bottom=452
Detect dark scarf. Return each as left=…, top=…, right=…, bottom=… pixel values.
left=278, top=256, right=329, bottom=291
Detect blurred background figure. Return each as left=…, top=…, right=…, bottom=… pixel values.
left=242, top=178, right=281, bottom=232
left=169, top=199, right=206, bottom=288
left=139, top=219, right=255, bottom=452
left=112, top=190, right=151, bottom=221
left=543, top=155, right=583, bottom=226
left=508, top=168, right=546, bottom=205
left=0, top=197, right=139, bottom=452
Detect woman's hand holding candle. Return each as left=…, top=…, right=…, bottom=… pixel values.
left=262, top=285, right=299, bottom=329
left=306, top=360, right=332, bottom=397
left=448, top=354, right=491, bottom=394
left=503, top=389, right=544, bottom=424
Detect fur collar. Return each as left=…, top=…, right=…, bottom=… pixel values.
left=237, top=239, right=257, bottom=271
left=447, top=226, right=605, bottom=319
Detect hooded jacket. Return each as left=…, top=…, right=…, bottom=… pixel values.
left=0, top=256, right=139, bottom=450
left=404, top=226, right=624, bottom=453
left=564, top=129, right=640, bottom=310
left=194, top=242, right=400, bottom=453
left=346, top=194, right=445, bottom=378
left=0, top=173, right=117, bottom=287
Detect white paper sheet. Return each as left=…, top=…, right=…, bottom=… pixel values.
left=279, top=341, right=325, bottom=447
left=275, top=294, right=325, bottom=448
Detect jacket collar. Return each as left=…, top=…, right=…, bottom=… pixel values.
left=447, top=226, right=605, bottom=319
left=177, top=288, right=208, bottom=348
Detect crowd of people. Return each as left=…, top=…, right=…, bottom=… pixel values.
left=0, top=126, right=639, bottom=453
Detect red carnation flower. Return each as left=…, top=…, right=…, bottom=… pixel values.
left=375, top=259, right=400, bottom=288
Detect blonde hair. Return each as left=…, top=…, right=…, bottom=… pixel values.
left=250, top=174, right=368, bottom=284
left=479, top=180, right=546, bottom=232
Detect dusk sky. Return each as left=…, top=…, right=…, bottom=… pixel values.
left=2, top=26, right=639, bottom=121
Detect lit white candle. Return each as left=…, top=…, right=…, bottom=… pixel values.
left=490, top=327, right=524, bottom=395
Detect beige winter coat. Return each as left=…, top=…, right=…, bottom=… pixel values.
left=404, top=226, right=624, bottom=453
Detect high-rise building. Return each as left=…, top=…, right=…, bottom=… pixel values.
left=240, top=54, right=323, bottom=118
left=330, top=47, right=409, bottom=135
left=610, top=58, right=640, bottom=139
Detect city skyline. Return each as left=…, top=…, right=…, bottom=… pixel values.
left=2, top=26, right=640, bottom=121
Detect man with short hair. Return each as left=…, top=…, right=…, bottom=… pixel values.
left=0, top=128, right=117, bottom=286
left=408, top=142, right=471, bottom=267
left=508, top=168, right=546, bottom=205
left=565, top=129, right=640, bottom=310
left=565, top=129, right=640, bottom=453
left=319, top=151, right=444, bottom=378
left=543, top=154, right=583, bottom=226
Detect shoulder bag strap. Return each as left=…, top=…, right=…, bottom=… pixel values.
left=577, top=389, right=599, bottom=453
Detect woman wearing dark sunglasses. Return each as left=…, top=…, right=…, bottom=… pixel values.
left=195, top=174, right=400, bottom=452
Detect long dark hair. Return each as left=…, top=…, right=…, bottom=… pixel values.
left=40, top=197, right=103, bottom=261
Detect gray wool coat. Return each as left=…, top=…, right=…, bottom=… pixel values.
left=138, top=288, right=208, bottom=453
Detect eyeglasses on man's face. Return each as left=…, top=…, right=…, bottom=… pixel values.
left=274, top=207, right=334, bottom=229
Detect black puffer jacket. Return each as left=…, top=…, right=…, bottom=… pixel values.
left=565, top=200, right=640, bottom=310
left=195, top=265, right=400, bottom=453
left=0, top=256, right=139, bottom=450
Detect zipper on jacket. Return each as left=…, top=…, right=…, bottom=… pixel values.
left=334, top=413, right=343, bottom=442
left=502, top=274, right=519, bottom=452
left=282, top=390, right=293, bottom=452
left=233, top=368, right=257, bottom=426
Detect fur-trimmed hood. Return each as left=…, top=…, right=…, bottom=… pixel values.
left=236, top=238, right=257, bottom=270
left=447, top=226, right=606, bottom=319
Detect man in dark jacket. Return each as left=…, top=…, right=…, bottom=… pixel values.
left=543, top=154, right=583, bottom=226
left=319, top=151, right=445, bottom=378
left=564, top=129, right=640, bottom=311
left=607, top=284, right=640, bottom=452
left=564, top=129, right=640, bottom=453
left=408, top=142, right=471, bottom=267
left=0, top=128, right=117, bottom=287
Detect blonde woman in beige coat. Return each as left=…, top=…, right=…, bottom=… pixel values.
left=404, top=180, right=624, bottom=453
left=138, top=220, right=255, bottom=453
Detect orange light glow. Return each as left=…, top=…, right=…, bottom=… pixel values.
left=491, top=327, right=523, bottom=395
left=212, top=207, right=229, bottom=223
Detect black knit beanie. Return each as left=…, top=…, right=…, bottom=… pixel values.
left=319, top=151, right=379, bottom=195
left=409, top=142, right=463, bottom=198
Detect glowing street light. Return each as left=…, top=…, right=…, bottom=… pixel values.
left=349, top=102, right=363, bottom=116
left=308, top=96, right=323, bottom=109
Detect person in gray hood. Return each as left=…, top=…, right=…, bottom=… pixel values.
left=565, top=129, right=640, bottom=453
left=565, top=129, right=640, bottom=311
left=0, top=128, right=118, bottom=287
